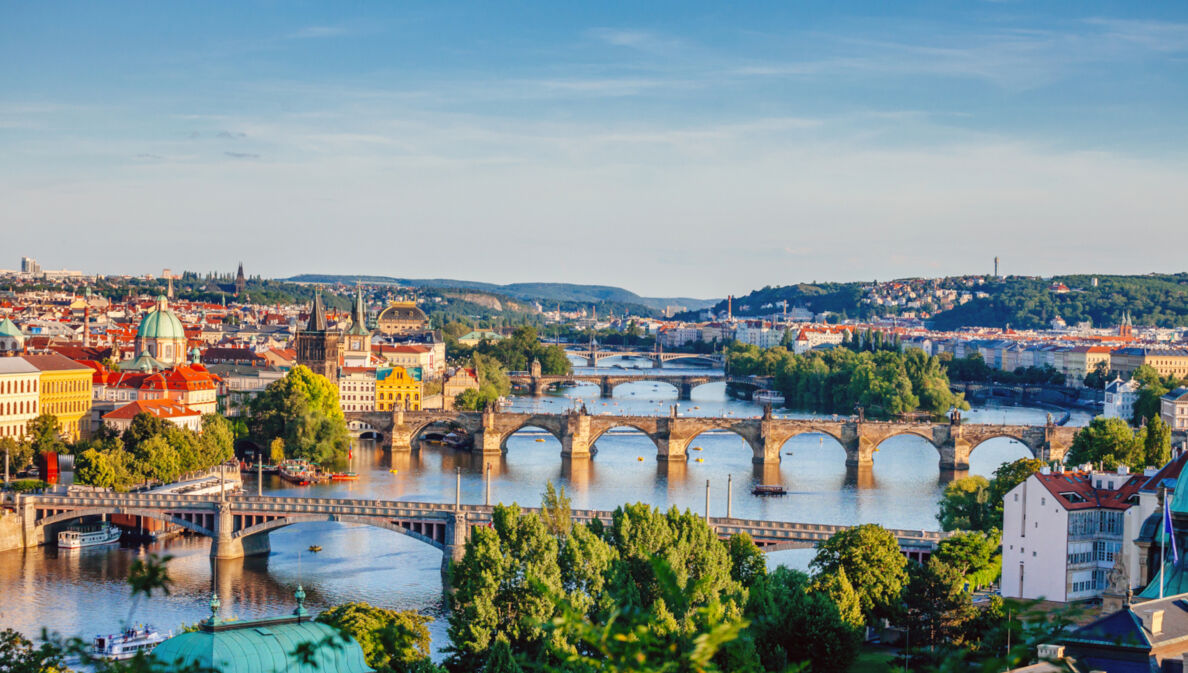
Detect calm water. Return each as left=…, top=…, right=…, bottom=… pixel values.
left=0, top=357, right=1090, bottom=653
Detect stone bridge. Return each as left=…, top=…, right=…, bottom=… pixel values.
left=345, top=407, right=1077, bottom=470
left=10, top=492, right=948, bottom=571
left=507, top=373, right=726, bottom=400
left=565, top=349, right=724, bottom=368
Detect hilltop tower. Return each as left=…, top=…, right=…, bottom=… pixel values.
left=235, top=262, right=246, bottom=297
left=295, top=289, right=342, bottom=382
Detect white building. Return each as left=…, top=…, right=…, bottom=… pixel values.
left=339, top=367, right=377, bottom=413
left=1103, top=378, right=1141, bottom=422
left=792, top=326, right=847, bottom=354
left=102, top=399, right=202, bottom=433
left=659, top=326, right=702, bottom=349
left=734, top=322, right=783, bottom=349
left=1162, top=388, right=1188, bottom=432
left=1001, top=466, right=1144, bottom=602
left=0, top=358, right=39, bottom=441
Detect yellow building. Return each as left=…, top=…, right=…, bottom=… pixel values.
left=375, top=366, right=422, bottom=411
left=23, top=353, right=93, bottom=441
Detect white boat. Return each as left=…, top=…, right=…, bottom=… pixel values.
left=92, top=625, right=171, bottom=660
left=753, top=389, right=786, bottom=405
left=58, top=522, right=122, bottom=549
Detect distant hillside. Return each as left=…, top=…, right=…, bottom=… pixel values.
left=285, top=275, right=716, bottom=313
left=686, top=273, right=1188, bottom=329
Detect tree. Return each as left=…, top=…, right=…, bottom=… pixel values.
left=0, top=436, right=33, bottom=475
left=1133, top=364, right=1174, bottom=425
left=1084, top=361, right=1110, bottom=390
left=746, top=566, right=861, bottom=673
left=937, top=476, right=993, bottom=532
left=197, top=414, right=234, bottom=466
left=986, top=458, right=1046, bottom=522
left=1140, top=414, right=1173, bottom=469
left=932, top=530, right=1002, bottom=589
left=810, top=524, right=908, bottom=623
left=248, top=365, right=350, bottom=466
left=812, top=566, right=863, bottom=629
left=134, top=435, right=182, bottom=484
left=76, top=448, right=121, bottom=489
left=902, top=558, right=975, bottom=655
left=1067, top=417, right=1143, bottom=470
left=270, top=437, right=286, bottom=464
left=24, top=413, right=65, bottom=455
left=726, top=533, right=767, bottom=587
left=540, top=481, right=572, bottom=537
left=317, top=602, right=434, bottom=673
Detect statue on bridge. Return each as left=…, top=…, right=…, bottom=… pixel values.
left=949, top=406, right=962, bottom=426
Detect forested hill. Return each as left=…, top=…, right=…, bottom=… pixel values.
left=286, top=275, right=716, bottom=313
left=929, top=274, right=1188, bottom=329
left=692, top=274, right=1188, bottom=329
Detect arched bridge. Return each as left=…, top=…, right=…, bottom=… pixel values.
left=345, top=407, right=1077, bottom=470
left=507, top=373, right=726, bottom=400
left=12, top=492, right=947, bottom=571
left=565, top=349, right=724, bottom=368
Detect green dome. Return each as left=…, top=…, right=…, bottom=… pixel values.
left=136, top=296, right=185, bottom=341
left=0, top=317, right=22, bottom=338
left=151, top=617, right=372, bottom=673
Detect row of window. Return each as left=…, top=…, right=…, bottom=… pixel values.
left=0, top=400, right=37, bottom=416
left=1069, top=510, right=1124, bottom=537
left=44, top=379, right=89, bottom=394
left=0, top=379, right=37, bottom=395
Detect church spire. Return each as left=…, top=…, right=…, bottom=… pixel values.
left=346, top=286, right=369, bottom=336
left=308, top=289, right=327, bottom=332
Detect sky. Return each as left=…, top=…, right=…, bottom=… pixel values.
left=2, top=2, right=1187, bottom=299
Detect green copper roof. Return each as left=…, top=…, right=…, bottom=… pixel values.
left=120, top=351, right=167, bottom=372
left=0, top=317, right=22, bottom=339
left=151, top=616, right=373, bottom=673
left=136, top=296, right=186, bottom=341
left=1170, top=468, right=1188, bottom=515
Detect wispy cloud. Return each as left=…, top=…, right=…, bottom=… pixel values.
left=224, top=151, right=260, bottom=159
left=586, top=28, right=684, bottom=53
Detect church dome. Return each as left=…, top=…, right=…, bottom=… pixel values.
left=151, top=617, right=373, bottom=673
left=136, top=296, right=186, bottom=341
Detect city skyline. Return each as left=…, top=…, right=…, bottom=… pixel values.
left=3, top=2, right=1188, bottom=296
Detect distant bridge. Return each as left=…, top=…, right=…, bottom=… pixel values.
left=564, top=348, right=724, bottom=368
left=507, top=372, right=726, bottom=400
left=11, top=492, right=947, bottom=569
left=345, top=407, right=1076, bottom=470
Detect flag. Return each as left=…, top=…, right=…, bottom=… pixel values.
left=1166, top=496, right=1180, bottom=564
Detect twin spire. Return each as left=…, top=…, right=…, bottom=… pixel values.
left=306, top=286, right=369, bottom=335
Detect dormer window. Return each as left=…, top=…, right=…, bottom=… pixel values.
left=1060, top=492, right=1087, bottom=504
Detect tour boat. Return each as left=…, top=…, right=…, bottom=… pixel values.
left=753, top=390, right=786, bottom=405
left=752, top=485, right=787, bottom=496
left=92, top=625, right=170, bottom=660
left=329, top=472, right=359, bottom=481
left=58, top=522, right=122, bottom=549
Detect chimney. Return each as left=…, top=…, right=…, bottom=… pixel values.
left=1036, top=643, right=1064, bottom=660
left=1143, top=609, right=1165, bottom=635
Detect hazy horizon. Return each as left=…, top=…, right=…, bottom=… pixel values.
left=3, top=2, right=1187, bottom=296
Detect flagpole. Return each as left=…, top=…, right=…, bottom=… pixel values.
left=1162, top=487, right=1168, bottom=599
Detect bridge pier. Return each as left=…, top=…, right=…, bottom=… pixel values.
left=530, top=377, right=546, bottom=397
left=600, top=377, right=614, bottom=398
left=442, top=510, right=469, bottom=587
left=938, top=438, right=972, bottom=471
left=562, top=412, right=593, bottom=459
left=678, top=382, right=694, bottom=401
left=841, top=424, right=876, bottom=468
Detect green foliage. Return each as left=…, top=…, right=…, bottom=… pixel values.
left=540, top=481, right=572, bottom=537
left=472, top=326, right=573, bottom=375
left=942, top=353, right=1065, bottom=386
left=936, top=476, right=994, bottom=533
left=25, top=413, right=66, bottom=455
left=248, top=365, right=350, bottom=466
left=0, top=436, right=33, bottom=474
left=455, top=353, right=512, bottom=411
left=1066, top=415, right=1169, bottom=471
left=1084, top=361, right=1110, bottom=390
left=810, top=524, right=908, bottom=624
left=745, top=567, right=861, bottom=672
left=316, top=602, right=434, bottom=673
left=726, top=533, right=767, bottom=587
left=74, top=413, right=237, bottom=490
left=4, top=478, right=49, bottom=493
left=270, top=437, right=286, bottom=464
left=901, top=558, right=976, bottom=654
left=932, top=531, right=1002, bottom=589
left=725, top=344, right=965, bottom=418
left=544, top=557, right=752, bottom=673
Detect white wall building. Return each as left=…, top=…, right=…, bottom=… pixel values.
left=1001, top=467, right=1144, bottom=603
left=1104, top=378, right=1141, bottom=422
left=339, top=367, right=377, bottom=413
left=0, top=358, right=39, bottom=441
left=1163, top=388, right=1188, bottom=431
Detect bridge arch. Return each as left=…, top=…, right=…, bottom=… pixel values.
left=587, top=422, right=661, bottom=455
left=967, top=434, right=1040, bottom=469
left=776, top=430, right=850, bottom=468
left=681, top=427, right=764, bottom=462
left=231, top=515, right=444, bottom=551
left=870, top=429, right=941, bottom=453
left=36, top=507, right=216, bottom=538
left=498, top=422, right=564, bottom=452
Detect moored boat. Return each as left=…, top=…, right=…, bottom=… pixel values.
left=752, top=484, right=787, bottom=496
left=329, top=472, right=358, bottom=481
left=58, top=522, right=122, bottom=549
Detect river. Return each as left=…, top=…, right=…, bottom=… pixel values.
left=0, top=358, right=1091, bottom=655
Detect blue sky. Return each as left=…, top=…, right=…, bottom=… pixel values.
left=2, top=2, right=1187, bottom=298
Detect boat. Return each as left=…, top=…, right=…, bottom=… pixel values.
left=752, top=484, right=787, bottom=496
left=692, top=446, right=703, bottom=451
left=535, top=438, right=546, bottom=443
left=637, top=457, right=644, bottom=462
left=59, top=522, right=122, bottom=549
left=694, top=457, right=704, bottom=463
left=279, top=460, right=326, bottom=486
left=92, top=625, right=170, bottom=660
left=330, top=472, right=359, bottom=481
left=308, top=545, right=322, bottom=553
left=753, top=389, right=786, bottom=405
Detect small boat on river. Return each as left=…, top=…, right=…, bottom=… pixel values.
left=752, top=484, right=787, bottom=496
left=92, top=625, right=170, bottom=660
left=59, top=522, right=122, bottom=549
left=309, top=545, right=322, bottom=553
left=330, top=472, right=359, bottom=481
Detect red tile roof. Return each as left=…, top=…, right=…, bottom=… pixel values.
left=103, top=399, right=201, bottom=420
left=1033, top=471, right=1145, bottom=511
